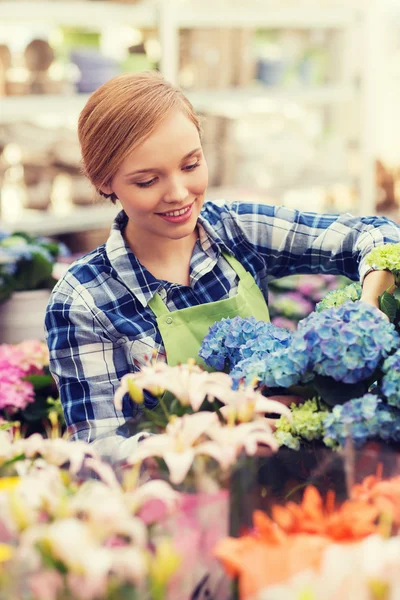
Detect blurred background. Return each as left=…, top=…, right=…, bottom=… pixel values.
left=0, top=0, right=399, bottom=254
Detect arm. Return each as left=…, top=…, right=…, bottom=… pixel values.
left=360, top=269, right=395, bottom=310
left=45, top=289, right=149, bottom=461
left=213, top=202, right=400, bottom=286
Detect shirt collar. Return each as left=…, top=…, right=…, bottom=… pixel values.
left=105, top=211, right=163, bottom=308
left=105, top=207, right=231, bottom=308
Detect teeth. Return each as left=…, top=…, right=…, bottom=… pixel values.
left=163, top=206, right=190, bottom=217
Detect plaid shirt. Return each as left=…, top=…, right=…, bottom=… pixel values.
left=45, top=200, right=400, bottom=458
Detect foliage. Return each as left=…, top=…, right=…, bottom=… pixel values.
left=0, top=231, right=68, bottom=303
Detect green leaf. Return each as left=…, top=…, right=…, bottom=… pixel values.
left=313, top=374, right=371, bottom=407
left=24, top=374, right=54, bottom=391
left=379, top=291, right=398, bottom=322
left=15, top=251, right=53, bottom=291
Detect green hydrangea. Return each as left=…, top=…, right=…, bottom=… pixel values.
left=274, top=430, right=300, bottom=450
left=366, top=243, right=400, bottom=275
left=274, top=398, right=330, bottom=448
left=316, top=282, right=362, bottom=312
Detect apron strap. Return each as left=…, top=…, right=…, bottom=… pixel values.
left=148, top=290, right=170, bottom=316
left=221, top=252, right=248, bottom=281
left=148, top=252, right=248, bottom=318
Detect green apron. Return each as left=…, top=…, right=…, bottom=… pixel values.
left=147, top=252, right=270, bottom=370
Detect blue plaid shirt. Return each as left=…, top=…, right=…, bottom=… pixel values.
left=45, top=200, right=400, bottom=457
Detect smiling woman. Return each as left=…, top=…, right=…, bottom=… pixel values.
left=44, top=70, right=400, bottom=462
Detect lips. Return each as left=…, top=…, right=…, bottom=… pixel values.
left=156, top=202, right=194, bottom=224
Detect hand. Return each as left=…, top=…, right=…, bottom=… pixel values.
left=359, top=297, right=389, bottom=321
left=261, top=394, right=305, bottom=436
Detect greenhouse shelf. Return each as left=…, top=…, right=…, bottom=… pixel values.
left=176, top=4, right=360, bottom=29
left=0, top=0, right=157, bottom=28
left=1, top=84, right=357, bottom=123
left=0, top=204, right=120, bottom=236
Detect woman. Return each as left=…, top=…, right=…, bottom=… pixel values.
left=45, top=71, right=400, bottom=460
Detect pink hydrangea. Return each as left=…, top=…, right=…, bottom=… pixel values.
left=0, top=340, right=49, bottom=375
left=0, top=365, right=35, bottom=412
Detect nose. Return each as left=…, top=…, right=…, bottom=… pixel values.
left=163, top=174, right=189, bottom=204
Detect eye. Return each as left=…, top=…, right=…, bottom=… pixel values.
left=135, top=178, right=157, bottom=188
left=183, top=161, right=200, bottom=172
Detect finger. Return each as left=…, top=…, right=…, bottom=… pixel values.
left=266, top=395, right=304, bottom=407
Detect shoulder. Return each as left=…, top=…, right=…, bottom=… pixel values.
left=201, top=199, right=276, bottom=223
left=49, top=244, right=112, bottom=305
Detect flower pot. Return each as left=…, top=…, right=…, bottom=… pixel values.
left=0, top=289, right=51, bottom=343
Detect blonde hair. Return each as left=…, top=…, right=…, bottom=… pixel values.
left=78, top=71, right=202, bottom=202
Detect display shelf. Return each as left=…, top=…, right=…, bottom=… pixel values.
left=187, top=84, right=357, bottom=114
left=0, top=0, right=157, bottom=28
left=176, top=4, right=360, bottom=29
left=0, top=204, right=120, bottom=236
left=0, top=84, right=357, bottom=123
left=1, top=94, right=90, bottom=123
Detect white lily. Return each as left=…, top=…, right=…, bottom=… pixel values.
left=114, top=362, right=171, bottom=410
left=70, top=481, right=148, bottom=546
left=128, top=412, right=219, bottom=485
left=195, top=419, right=278, bottom=471
left=219, top=387, right=293, bottom=424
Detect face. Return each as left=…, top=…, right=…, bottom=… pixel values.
left=103, top=110, right=209, bottom=245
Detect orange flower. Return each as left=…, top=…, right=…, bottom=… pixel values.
left=214, top=484, right=381, bottom=599
left=270, top=486, right=378, bottom=541
left=352, top=474, right=400, bottom=529
left=214, top=532, right=328, bottom=599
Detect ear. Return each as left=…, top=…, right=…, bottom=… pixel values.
left=99, top=183, right=113, bottom=195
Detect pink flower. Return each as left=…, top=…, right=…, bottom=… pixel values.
left=0, top=365, right=35, bottom=412
left=0, top=340, right=48, bottom=375
left=29, top=570, right=64, bottom=600
left=15, top=340, right=49, bottom=374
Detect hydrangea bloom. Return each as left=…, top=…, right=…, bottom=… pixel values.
left=322, top=394, right=400, bottom=448
left=275, top=398, right=330, bottom=449
left=316, top=282, right=362, bottom=312
left=366, top=243, right=400, bottom=274
left=0, top=365, right=35, bottom=412
left=288, top=301, right=399, bottom=385
left=199, top=316, right=292, bottom=372
left=381, top=349, right=400, bottom=408
left=0, top=341, right=48, bottom=413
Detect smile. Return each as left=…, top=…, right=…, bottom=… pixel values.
left=159, top=204, right=192, bottom=217
left=157, top=202, right=195, bottom=224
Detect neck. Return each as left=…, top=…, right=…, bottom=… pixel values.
left=124, top=220, right=198, bottom=266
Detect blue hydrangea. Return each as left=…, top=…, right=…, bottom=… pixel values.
left=323, top=394, right=400, bottom=448
left=381, top=349, right=400, bottom=408
left=199, top=316, right=292, bottom=372
left=288, top=301, right=399, bottom=384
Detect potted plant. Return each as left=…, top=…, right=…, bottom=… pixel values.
left=0, top=231, right=68, bottom=343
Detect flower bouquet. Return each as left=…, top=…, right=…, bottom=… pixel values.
left=196, top=243, right=400, bottom=526
left=114, top=360, right=295, bottom=598
left=215, top=464, right=400, bottom=600
left=0, top=429, right=192, bottom=600
left=0, top=339, right=61, bottom=436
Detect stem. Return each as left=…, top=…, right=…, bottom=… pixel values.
left=212, top=401, right=226, bottom=424
left=385, top=283, right=397, bottom=295
left=158, top=395, right=170, bottom=421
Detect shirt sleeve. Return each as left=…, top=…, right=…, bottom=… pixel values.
left=45, top=289, right=150, bottom=460
left=213, top=202, right=400, bottom=282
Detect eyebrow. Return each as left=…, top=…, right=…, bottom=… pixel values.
left=124, top=147, right=202, bottom=178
